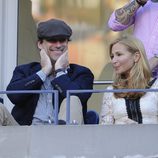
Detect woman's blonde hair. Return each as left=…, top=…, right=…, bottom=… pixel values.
left=109, top=35, right=152, bottom=99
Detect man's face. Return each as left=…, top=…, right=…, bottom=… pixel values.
left=38, top=37, right=68, bottom=62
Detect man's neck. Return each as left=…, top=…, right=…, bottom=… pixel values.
left=151, top=0, right=158, bottom=3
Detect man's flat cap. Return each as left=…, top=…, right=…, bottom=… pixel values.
left=37, top=19, right=72, bottom=39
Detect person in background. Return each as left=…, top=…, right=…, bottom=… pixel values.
left=100, top=35, right=158, bottom=124
left=108, top=0, right=158, bottom=77
left=7, top=19, right=94, bottom=125
left=0, top=103, right=18, bottom=125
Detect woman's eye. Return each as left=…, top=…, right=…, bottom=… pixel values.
left=117, top=53, right=122, bottom=56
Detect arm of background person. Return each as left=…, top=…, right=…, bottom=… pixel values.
left=149, top=56, right=158, bottom=71
left=108, top=0, right=145, bottom=31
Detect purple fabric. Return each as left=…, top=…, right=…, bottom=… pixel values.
left=108, top=0, right=158, bottom=60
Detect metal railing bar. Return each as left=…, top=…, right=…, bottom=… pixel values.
left=0, top=90, right=57, bottom=94
left=54, top=91, right=59, bottom=125
left=67, top=88, right=158, bottom=94
left=66, top=92, right=71, bottom=124
left=93, top=80, right=113, bottom=85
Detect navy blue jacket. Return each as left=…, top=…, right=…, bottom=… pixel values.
left=7, top=62, right=94, bottom=125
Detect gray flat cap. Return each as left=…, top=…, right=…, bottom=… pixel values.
left=37, top=19, right=72, bottom=39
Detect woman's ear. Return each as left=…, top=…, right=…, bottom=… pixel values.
left=134, top=51, right=141, bottom=63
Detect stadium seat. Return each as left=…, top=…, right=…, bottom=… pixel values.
left=86, top=110, right=99, bottom=124
left=0, top=97, right=3, bottom=104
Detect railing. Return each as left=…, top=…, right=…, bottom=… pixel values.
left=0, top=80, right=111, bottom=104
left=66, top=88, right=158, bottom=124
left=1, top=87, right=158, bottom=125
left=0, top=80, right=113, bottom=125
left=0, top=90, right=59, bottom=125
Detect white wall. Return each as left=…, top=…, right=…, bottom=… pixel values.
left=0, top=0, right=18, bottom=111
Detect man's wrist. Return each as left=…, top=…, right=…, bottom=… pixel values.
left=37, top=70, right=47, bottom=81
left=41, top=67, right=51, bottom=76
left=135, top=0, right=147, bottom=6
left=55, top=68, right=66, bottom=74
left=55, top=68, right=67, bottom=78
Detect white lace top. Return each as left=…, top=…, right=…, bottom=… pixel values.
left=100, top=78, right=158, bottom=124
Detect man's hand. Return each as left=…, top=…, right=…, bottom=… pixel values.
left=40, top=49, right=52, bottom=75
left=55, top=50, right=69, bottom=70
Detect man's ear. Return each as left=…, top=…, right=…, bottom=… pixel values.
left=134, top=51, right=141, bottom=63
left=37, top=41, right=43, bottom=49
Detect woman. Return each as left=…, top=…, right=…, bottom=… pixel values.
left=100, top=35, right=158, bottom=124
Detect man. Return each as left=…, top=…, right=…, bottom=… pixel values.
left=7, top=19, right=94, bottom=125
left=108, top=0, right=158, bottom=76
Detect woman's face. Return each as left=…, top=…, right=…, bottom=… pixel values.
left=111, top=43, right=137, bottom=76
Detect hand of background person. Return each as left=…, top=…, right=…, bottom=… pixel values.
left=40, top=49, right=52, bottom=76
left=137, top=0, right=149, bottom=3
left=55, top=49, right=69, bottom=70
left=149, top=56, right=158, bottom=71
left=140, top=0, right=148, bottom=2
